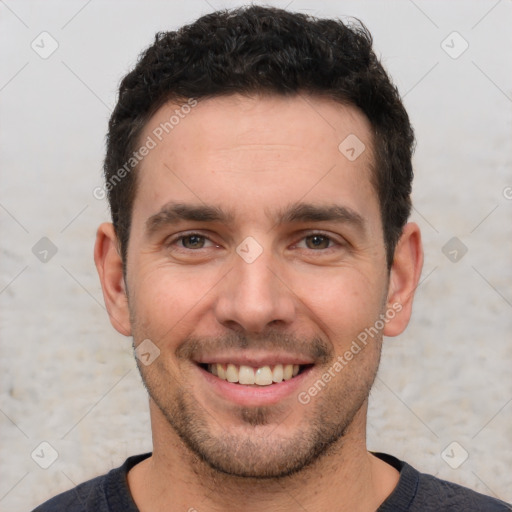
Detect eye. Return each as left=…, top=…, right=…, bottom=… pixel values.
left=304, top=234, right=332, bottom=250
left=296, top=233, right=337, bottom=250
left=168, top=233, right=217, bottom=250
left=180, top=234, right=207, bottom=249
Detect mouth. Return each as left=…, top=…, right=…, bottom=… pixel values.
left=193, top=357, right=315, bottom=407
left=198, top=362, right=313, bottom=386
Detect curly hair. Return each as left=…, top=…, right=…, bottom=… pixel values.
left=104, top=5, right=414, bottom=268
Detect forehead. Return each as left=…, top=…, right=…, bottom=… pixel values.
left=133, top=93, right=378, bottom=228
left=144, top=93, right=372, bottom=163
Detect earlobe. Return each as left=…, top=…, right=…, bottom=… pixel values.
left=94, top=222, right=132, bottom=336
left=383, top=222, right=424, bottom=337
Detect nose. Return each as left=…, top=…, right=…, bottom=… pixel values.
left=213, top=248, right=296, bottom=334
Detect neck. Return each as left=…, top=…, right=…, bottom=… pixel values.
left=128, top=401, right=399, bottom=512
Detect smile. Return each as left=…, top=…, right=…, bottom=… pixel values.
left=195, top=361, right=314, bottom=407
left=203, top=363, right=310, bottom=386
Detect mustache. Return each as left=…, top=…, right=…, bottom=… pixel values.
left=176, top=330, right=332, bottom=365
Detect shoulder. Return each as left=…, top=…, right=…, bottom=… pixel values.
left=375, top=453, right=511, bottom=512
left=31, top=473, right=107, bottom=511
left=31, top=453, right=151, bottom=512
left=414, top=471, right=511, bottom=511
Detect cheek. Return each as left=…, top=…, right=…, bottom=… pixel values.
left=128, top=262, right=220, bottom=337
left=291, top=267, right=386, bottom=345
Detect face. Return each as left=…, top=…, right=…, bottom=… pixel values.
left=97, top=93, right=420, bottom=479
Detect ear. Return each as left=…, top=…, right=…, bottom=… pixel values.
left=383, top=222, right=423, bottom=337
left=94, top=222, right=131, bottom=336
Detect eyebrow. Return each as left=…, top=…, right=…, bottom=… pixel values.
left=145, top=202, right=234, bottom=235
left=273, top=202, right=365, bottom=230
left=145, top=201, right=365, bottom=236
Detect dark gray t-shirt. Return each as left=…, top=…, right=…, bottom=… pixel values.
left=32, top=452, right=511, bottom=511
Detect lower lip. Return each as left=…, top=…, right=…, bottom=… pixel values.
left=196, top=364, right=314, bottom=407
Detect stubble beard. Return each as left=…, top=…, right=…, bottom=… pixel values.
left=135, top=339, right=382, bottom=480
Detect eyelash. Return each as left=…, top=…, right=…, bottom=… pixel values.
left=166, top=231, right=343, bottom=253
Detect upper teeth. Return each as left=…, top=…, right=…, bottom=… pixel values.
left=208, top=363, right=300, bottom=386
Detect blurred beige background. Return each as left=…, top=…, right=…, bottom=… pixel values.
left=1, top=0, right=511, bottom=510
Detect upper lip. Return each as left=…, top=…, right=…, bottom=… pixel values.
left=193, top=352, right=315, bottom=367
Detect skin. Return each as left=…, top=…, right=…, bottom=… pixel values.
left=95, top=93, right=423, bottom=511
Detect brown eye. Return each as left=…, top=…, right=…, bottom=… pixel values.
left=181, top=234, right=206, bottom=249
left=305, top=235, right=331, bottom=249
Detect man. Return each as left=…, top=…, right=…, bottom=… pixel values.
left=33, top=6, right=511, bottom=512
